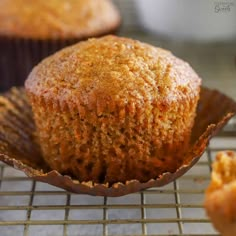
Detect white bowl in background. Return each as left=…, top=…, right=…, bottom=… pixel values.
left=135, top=0, right=236, bottom=42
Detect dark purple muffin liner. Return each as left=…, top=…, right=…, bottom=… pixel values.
left=0, top=37, right=81, bottom=92
left=0, top=87, right=236, bottom=196
left=0, top=25, right=120, bottom=92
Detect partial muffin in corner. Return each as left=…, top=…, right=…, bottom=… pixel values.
left=25, top=35, right=201, bottom=184
left=205, top=151, right=236, bottom=236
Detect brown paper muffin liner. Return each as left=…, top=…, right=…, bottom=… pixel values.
left=0, top=28, right=119, bottom=92
left=0, top=87, right=236, bottom=196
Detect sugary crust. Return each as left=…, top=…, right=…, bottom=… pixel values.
left=25, top=35, right=201, bottom=183
left=26, top=35, right=201, bottom=107
left=0, top=0, right=120, bottom=39
left=205, top=151, right=236, bottom=236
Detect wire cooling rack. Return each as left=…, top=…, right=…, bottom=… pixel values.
left=0, top=118, right=235, bottom=236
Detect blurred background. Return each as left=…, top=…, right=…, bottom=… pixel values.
left=114, top=0, right=236, bottom=100
left=0, top=0, right=235, bottom=100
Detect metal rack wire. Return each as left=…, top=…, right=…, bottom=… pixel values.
left=0, top=118, right=235, bottom=236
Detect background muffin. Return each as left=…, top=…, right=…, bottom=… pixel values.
left=0, top=0, right=120, bottom=91
left=25, top=35, right=201, bottom=184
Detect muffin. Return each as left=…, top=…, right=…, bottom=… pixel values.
left=0, top=0, right=120, bottom=91
left=205, top=151, right=236, bottom=236
left=25, top=35, right=201, bottom=184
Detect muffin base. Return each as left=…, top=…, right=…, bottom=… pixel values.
left=28, top=92, right=197, bottom=184
left=0, top=87, right=235, bottom=196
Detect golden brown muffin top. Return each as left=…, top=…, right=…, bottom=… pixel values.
left=0, top=0, right=120, bottom=39
left=25, top=35, right=201, bottom=108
